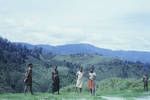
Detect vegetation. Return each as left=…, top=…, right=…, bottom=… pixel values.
left=0, top=37, right=150, bottom=99
left=0, top=78, right=150, bottom=100
left=0, top=93, right=105, bottom=100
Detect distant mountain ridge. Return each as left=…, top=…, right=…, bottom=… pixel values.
left=18, top=43, right=150, bottom=63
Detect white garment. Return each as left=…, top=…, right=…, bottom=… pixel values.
left=76, top=71, right=83, bottom=88
left=89, top=72, right=96, bottom=80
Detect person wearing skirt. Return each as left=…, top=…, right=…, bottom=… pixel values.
left=88, top=67, right=96, bottom=95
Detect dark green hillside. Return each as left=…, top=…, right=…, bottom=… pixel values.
left=51, top=54, right=149, bottom=80
left=0, top=37, right=150, bottom=93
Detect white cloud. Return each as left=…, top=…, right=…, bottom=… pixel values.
left=0, top=0, right=150, bottom=51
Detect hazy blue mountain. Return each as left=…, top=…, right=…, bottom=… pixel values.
left=15, top=42, right=55, bottom=53
left=18, top=43, right=150, bottom=63
left=55, top=44, right=150, bottom=63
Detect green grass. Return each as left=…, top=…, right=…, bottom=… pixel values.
left=0, top=93, right=104, bottom=100
left=0, top=91, right=150, bottom=100
left=0, top=89, right=150, bottom=100
left=1, top=78, right=150, bottom=100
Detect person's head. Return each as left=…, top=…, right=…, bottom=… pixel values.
left=52, top=71, right=54, bottom=75
left=28, top=63, right=33, bottom=69
left=54, top=66, right=57, bottom=70
left=80, top=66, right=83, bottom=72
left=144, top=74, right=148, bottom=77
left=90, top=65, right=94, bottom=73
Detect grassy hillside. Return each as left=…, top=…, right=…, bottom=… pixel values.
left=61, top=78, right=150, bottom=99
left=1, top=78, right=150, bottom=100
left=1, top=37, right=150, bottom=94
left=51, top=54, right=149, bottom=80
left=1, top=53, right=150, bottom=93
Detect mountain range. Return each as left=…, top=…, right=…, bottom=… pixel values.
left=18, top=43, right=150, bottom=63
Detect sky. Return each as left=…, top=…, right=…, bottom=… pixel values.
left=0, top=0, right=150, bottom=51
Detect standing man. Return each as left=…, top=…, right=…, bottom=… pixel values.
left=52, top=66, right=60, bottom=94
left=24, top=63, right=33, bottom=95
left=88, top=66, right=96, bottom=95
left=76, top=67, right=84, bottom=93
left=143, top=74, right=149, bottom=91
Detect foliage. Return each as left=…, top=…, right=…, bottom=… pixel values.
left=0, top=37, right=150, bottom=94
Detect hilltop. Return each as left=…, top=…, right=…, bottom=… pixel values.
left=19, top=43, right=150, bottom=63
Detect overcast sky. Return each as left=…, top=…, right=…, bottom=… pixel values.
left=0, top=0, right=150, bottom=51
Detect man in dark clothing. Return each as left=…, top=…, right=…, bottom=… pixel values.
left=52, top=66, right=60, bottom=94
left=143, top=74, right=149, bottom=91
left=24, top=63, right=33, bottom=95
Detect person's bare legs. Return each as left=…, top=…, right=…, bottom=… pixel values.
left=93, top=88, right=96, bottom=96
left=79, top=88, right=82, bottom=93
left=57, top=88, right=59, bottom=95
left=29, top=85, right=33, bottom=95
left=75, top=87, right=77, bottom=92
left=144, top=83, right=148, bottom=91
left=145, top=83, right=148, bottom=91
left=90, top=89, right=92, bottom=95
left=57, top=85, right=59, bottom=95
left=24, top=85, right=28, bottom=94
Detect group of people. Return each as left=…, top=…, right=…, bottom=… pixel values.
left=23, top=63, right=149, bottom=95
left=24, top=64, right=60, bottom=95
left=76, top=67, right=96, bottom=95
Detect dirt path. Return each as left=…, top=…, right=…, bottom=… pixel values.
left=101, top=96, right=125, bottom=100
left=101, top=96, right=150, bottom=100
left=135, top=96, right=150, bottom=100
